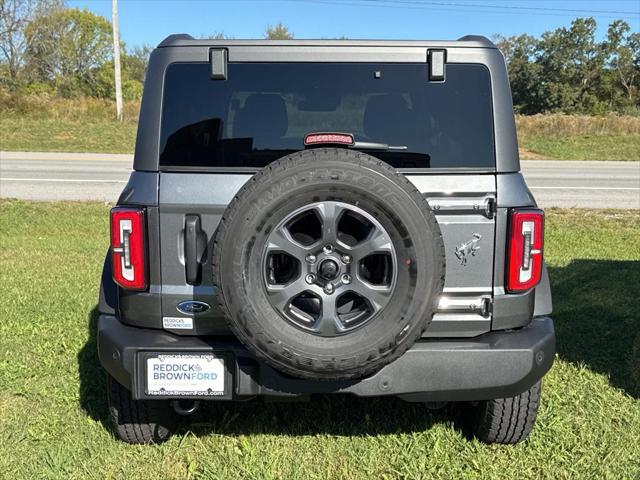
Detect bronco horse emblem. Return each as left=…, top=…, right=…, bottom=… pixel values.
left=455, top=234, right=482, bottom=266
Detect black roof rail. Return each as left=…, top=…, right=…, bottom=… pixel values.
left=158, top=34, right=194, bottom=48
left=456, top=35, right=495, bottom=47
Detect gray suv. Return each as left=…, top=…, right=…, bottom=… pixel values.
left=98, top=35, right=555, bottom=445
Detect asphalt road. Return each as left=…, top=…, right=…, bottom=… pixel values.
left=1, top=152, right=639, bottom=208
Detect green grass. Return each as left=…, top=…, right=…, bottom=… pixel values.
left=516, top=114, right=640, bottom=160
left=521, top=135, right=640, bottom=161
left=0, top=201, right=639, bottom=479
left=0, top=116, right=137, bottom=154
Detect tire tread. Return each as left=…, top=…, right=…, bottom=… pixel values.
left=108, top=376, right=176, bottom=444
left=471, top=381, right=541, bottom=444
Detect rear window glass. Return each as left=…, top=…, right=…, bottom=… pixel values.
left=160, top=62, right=494, bottom=169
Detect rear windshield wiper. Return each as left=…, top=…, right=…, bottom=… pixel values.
left=351, top=141, right=408, bottom=151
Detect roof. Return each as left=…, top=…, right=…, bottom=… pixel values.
left=157, top=34, right=496, bottom=49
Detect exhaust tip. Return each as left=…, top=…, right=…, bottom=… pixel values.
left=171, top=400, right=200, bottom=416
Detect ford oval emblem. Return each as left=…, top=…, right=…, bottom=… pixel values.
left=177, top=300, right=211, bottom=315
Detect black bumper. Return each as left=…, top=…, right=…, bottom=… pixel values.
left=97, top=314, right=555, bottom=401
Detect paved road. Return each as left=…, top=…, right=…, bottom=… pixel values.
left=1, top=151, right=639, bottom=208
left=522, top=160, right=639, bottom=209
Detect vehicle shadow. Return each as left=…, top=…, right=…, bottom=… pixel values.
left=77, top=306, right=110, bottom=426
left=548, top=259, right=640, bottom=399
left=183, top=396, right=456, bottom=438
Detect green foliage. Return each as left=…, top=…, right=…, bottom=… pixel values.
left=0, top=0, right=64, bottom=87
left=496, top=17, right=640, bottom=115
left=24, top=7, right=111, bottom=97
left=1, top=3, right=150, bottom=101
left=265, top=22, right=294, bottom=40
left=94, top=59, right=144, bottom=101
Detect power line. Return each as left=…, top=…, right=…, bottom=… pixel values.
left=345, top=0, right=640, bottom=16
left=286, top=0, right=640, bottom=18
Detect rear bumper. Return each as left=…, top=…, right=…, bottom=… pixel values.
left=97, top=314, right=555, bottom=401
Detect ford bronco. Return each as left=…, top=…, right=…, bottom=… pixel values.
left=97, top=35, right=555, bottom=444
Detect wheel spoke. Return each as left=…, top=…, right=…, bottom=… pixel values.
left=312, top=294, right=342, bottom=336
left=349, top=229, right=393, bottom=262
left=265, top=277, right=308, bottom=313
left=348, top=279, right=393, bottom=313
left=314, top=202, right=343, bottom=244
left=265, top=227, right=310, bottom=260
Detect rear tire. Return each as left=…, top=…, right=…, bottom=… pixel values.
left=465, top=381, right=541, bottom=444
left=107, top=375, right=177, bottom=444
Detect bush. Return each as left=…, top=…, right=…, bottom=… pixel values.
left=21, top=82, right=55, bottom=97
left=122, top=79, right=143, bottom=101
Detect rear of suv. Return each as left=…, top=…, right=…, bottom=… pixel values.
left=98, top=35, right=554, bottom=445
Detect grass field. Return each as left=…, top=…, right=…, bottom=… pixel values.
left=0, top=201, right=639, bottom=479
left=1, top=96, right=639, bottom=160
left=0, top=95, right=139, bottom=154
left=516, top=114, right=640, bottom=161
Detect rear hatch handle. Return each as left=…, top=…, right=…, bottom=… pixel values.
left=184, top=214, right=206, bottom=285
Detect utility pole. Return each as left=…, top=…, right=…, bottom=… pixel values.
left=111, top=0, right=123, bottom=122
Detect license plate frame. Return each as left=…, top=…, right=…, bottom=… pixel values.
left=141, top=352, right=232, bottom=399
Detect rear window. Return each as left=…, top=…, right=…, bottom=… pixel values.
left=160, top=62, right=494, bottom=170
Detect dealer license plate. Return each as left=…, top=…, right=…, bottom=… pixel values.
left=146, top=354, right=225, bottom=396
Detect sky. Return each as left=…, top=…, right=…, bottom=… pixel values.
left=69, top=0, right=640, bottom=49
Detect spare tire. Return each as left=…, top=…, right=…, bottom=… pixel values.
left=213, top=149, right=445, bottom=380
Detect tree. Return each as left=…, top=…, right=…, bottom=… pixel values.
left=25, top=7, right=112, bottom=96
left=536, top=17, right=609, bottom=113
left=265, top=22, right=293, bottom=40
left=495, top=34, right=545, bottom=114
left=0, top=0, right=62, bottom=87
left=124, top=44, right=152, bottom=84
left=605, top=20, right=640, bottom=105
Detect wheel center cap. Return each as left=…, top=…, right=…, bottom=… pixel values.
left=319, top=259, right=339, bottom=280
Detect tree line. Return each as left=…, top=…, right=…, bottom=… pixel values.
left=1, top=0, right=637, bottom=115
left=494, top=17, right=638, bottom=115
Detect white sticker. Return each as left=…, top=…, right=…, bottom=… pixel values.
left=163, top=317, right=193, bottom=330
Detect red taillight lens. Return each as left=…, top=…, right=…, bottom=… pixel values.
left=110, top=207, right=147, bottom=291
left=506, top=209, right=544, bottom=293
left=304, top=132, right=354, bottom=146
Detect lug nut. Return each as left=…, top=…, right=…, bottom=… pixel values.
left=305, top=273, right=316, bottom=284
left=341, top=254, right=351, bottom=265
left=305, top=254, right=317, bottom=264
left=341, top=274, right=351, bottom=285
left=323, top=244, right=334, bottom=254
left=324, top=283, right=335, bottom=294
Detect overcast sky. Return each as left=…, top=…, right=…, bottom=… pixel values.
left=69, top=0, right=640, bottom=48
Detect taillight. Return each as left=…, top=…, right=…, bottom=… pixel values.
left=506, top=209, right=544, bottom=293
left=110, top=207, right=147, bottom=290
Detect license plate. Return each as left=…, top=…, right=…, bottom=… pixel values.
left=146, top=354, right=225, bottom=396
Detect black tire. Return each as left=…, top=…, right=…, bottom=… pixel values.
left=466, top=381, right=542, bottom=444
left=213, top=148, right=445, bottom=381
left=107, top=375, right=177, bottom=444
